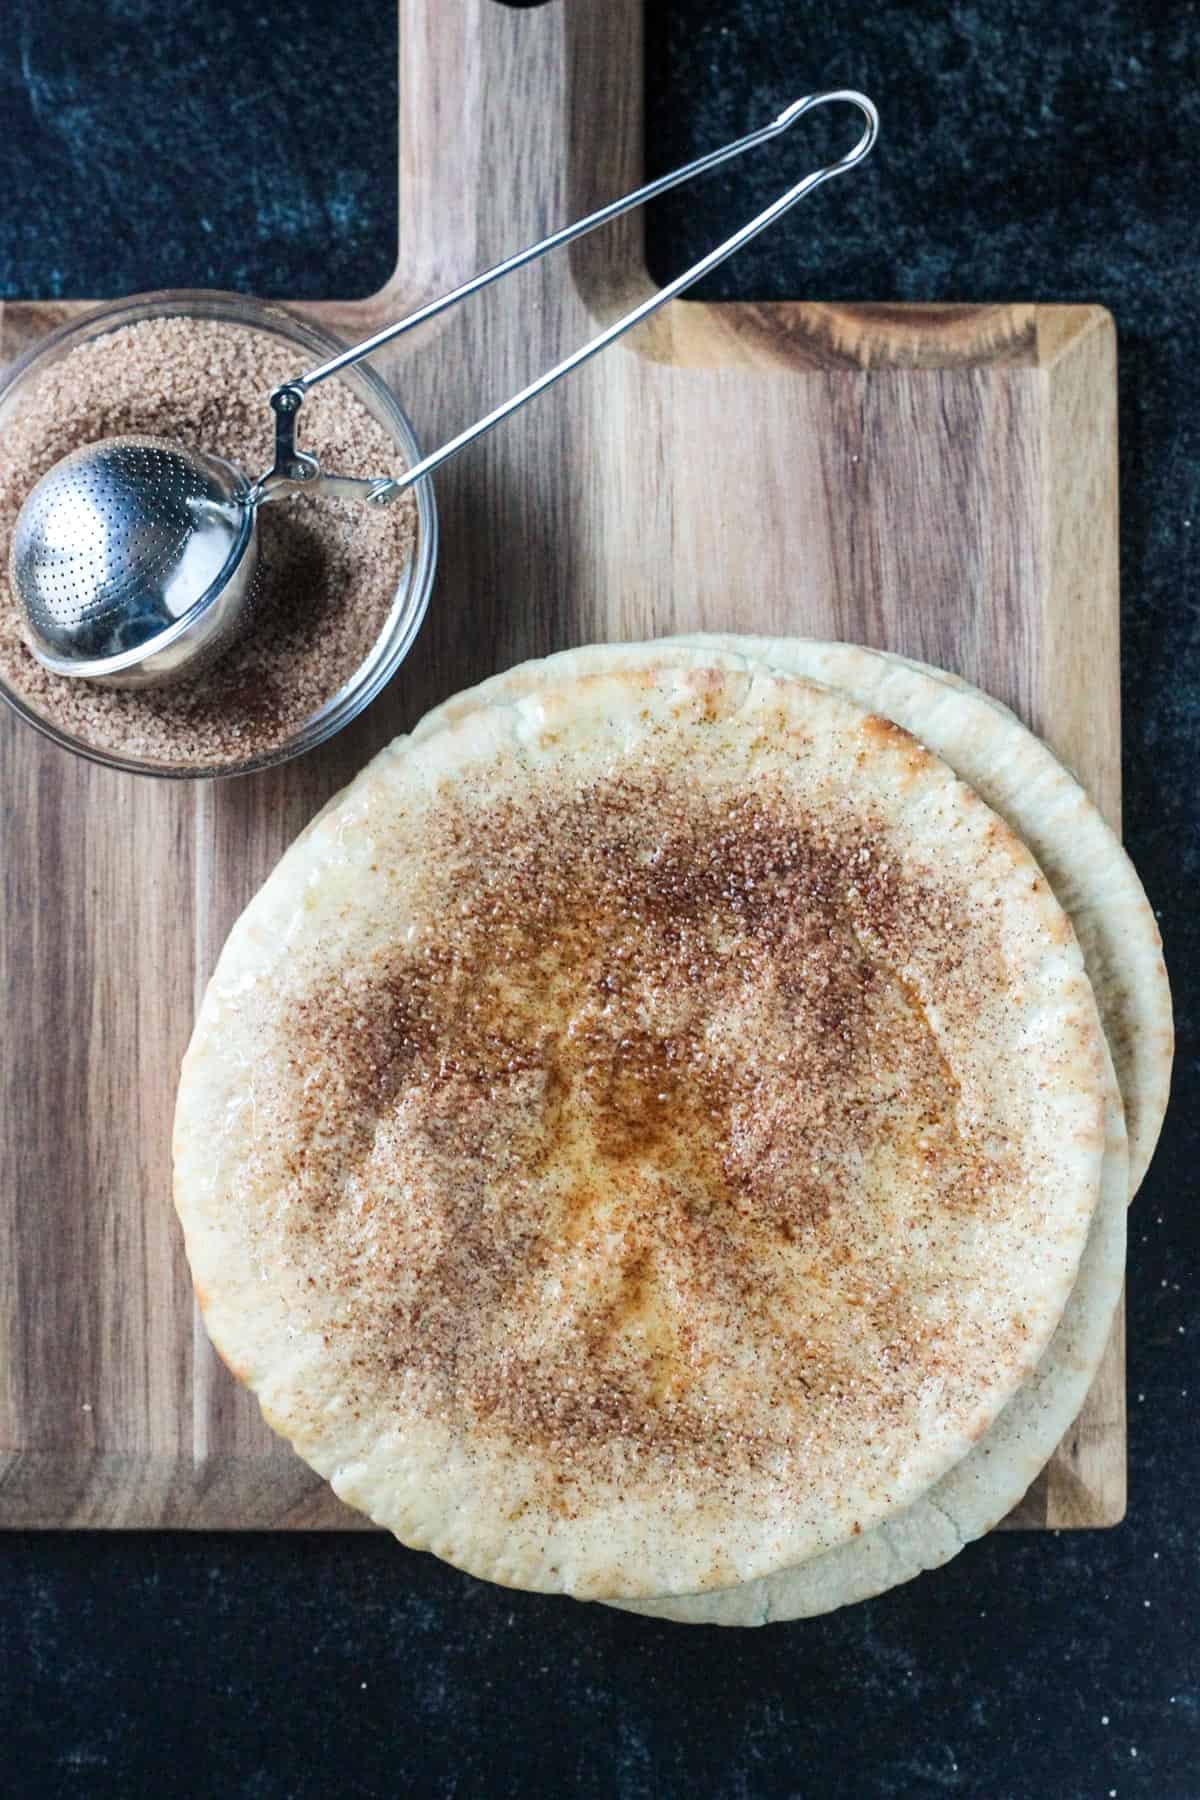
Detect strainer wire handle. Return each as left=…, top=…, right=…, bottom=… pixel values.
left=262, top=90, right=877, bottom=502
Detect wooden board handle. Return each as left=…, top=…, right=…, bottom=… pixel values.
left=380, top=1, right=1050, bottom=371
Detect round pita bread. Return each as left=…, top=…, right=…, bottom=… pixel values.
left=176, top=663, right=1108, bottom=1599
left=409, top=636, right=1170, bottom=1198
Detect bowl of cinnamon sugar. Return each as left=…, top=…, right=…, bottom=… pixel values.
left=0, top=290, right=436, bottom=777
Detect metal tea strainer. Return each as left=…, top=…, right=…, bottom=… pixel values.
left=10, top=90, right=877, bottom=690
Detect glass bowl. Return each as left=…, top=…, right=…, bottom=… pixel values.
left=0, top=289, right=438, bottom=778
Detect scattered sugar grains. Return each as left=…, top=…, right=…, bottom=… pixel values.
left=0, top=317, right=418, bottom=768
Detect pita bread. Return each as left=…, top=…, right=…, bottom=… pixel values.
left=176, top=663, right=1107, bottom=1599
left=409, top=637, right=1170, bottom=1198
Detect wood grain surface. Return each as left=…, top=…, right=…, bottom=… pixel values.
left=0, top=0, right=1122, bottom=1533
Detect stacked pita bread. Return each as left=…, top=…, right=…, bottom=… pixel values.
left=175, top=637, right=1171, bottom=1623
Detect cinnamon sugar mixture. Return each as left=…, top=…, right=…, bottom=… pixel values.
left=251, top=772, right=1014, bottom=1485
left=0, top=317, right=418, bottom=769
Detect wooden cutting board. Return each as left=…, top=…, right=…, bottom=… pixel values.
left=0, top=0, right=1123, bottom=1532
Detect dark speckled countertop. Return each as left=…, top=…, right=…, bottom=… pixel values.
left=2, top=3, right=1197, bottom=1796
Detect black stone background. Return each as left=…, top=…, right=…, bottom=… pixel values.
left=1, top=2, right=1196, bottom=1795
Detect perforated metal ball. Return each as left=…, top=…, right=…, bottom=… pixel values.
left=10, top=435, right=250, bottom=671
